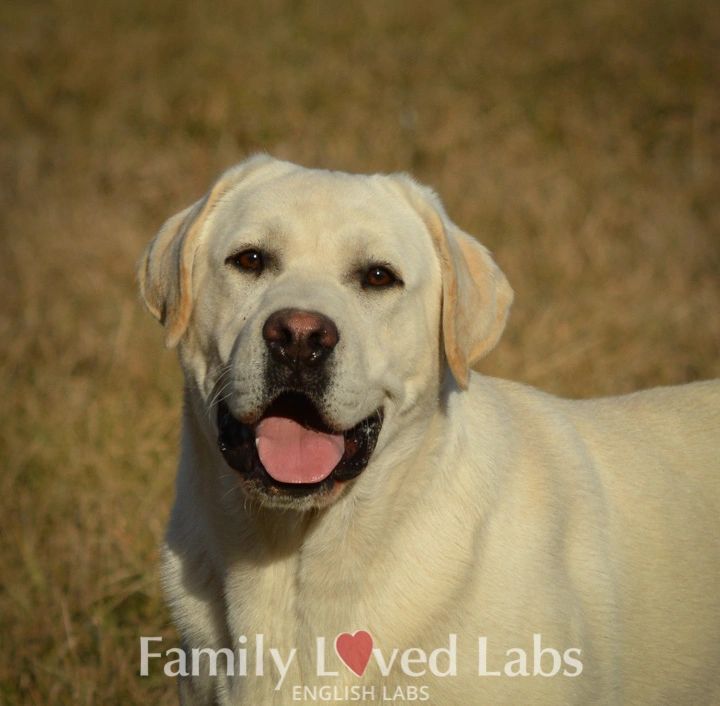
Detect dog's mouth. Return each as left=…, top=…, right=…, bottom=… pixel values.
left=217, top=392, right=383, bottom=499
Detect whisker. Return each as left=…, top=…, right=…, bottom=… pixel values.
left=220, top=481, right=241, bottom=505
left=207, top=365, right=234, bottom=422
left=208, top=380, right=233, bottom=419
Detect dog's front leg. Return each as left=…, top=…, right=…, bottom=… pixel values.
left=177, top=667, right=218, bottom=706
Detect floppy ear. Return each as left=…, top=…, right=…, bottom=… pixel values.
left=138, top=154, right=279, bottom=347
left=389, top=176, right=513, bottom=389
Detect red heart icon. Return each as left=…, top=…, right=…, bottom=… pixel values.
left=334, top=630, right=374, bottom=676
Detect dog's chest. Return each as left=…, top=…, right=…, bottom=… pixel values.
left=225, top=542, right=368, bottom=642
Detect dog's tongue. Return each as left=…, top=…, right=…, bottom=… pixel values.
left=256, top=417, right=344, bottom=484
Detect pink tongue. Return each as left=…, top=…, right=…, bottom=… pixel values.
left=256, top=417, right=345, bottom=484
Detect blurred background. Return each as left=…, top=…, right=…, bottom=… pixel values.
left=1, top=0, right=718, bottom=702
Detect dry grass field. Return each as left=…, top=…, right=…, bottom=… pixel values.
left=1, top=0, right=719, bottom=703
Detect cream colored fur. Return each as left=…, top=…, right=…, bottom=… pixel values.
left=140, top=155, right=720, bottom=705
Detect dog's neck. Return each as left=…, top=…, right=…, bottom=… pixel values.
left=176, top=381, right=459, bottom=563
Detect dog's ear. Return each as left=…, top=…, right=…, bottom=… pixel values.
left=389, top=175, right=513, bottom=389
left=138, top=154, right=280, bottom=347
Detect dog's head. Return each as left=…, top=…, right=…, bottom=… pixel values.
left=139, top=155, right=512, bottom=510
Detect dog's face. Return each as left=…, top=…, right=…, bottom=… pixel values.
left=140, top=156, right=512, bottom=510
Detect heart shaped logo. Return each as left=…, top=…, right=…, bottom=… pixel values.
left=334, top=630, right=374, bottom=676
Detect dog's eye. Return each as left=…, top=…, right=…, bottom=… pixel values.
left=363, top=265, right=401, bottom=289
left=227, top=249, right=264, bottom=274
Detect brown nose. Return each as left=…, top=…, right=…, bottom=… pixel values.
left=262, top=308, right=339, bottom=370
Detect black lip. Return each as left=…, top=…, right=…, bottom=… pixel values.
left=217, top=392, right=383, bottom=498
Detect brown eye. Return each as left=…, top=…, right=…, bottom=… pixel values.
left=227, top=249, right=264, bottom=273
left=363, top=265, right=400, bottom=289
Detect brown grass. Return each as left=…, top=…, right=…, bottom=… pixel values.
left=1, top=0, right=719, bottom=702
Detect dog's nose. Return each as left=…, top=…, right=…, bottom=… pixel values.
left=262, top=308, right=339, bottom=370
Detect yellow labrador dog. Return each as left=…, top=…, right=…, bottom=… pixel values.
left=139, top=155, right=720, bottom=705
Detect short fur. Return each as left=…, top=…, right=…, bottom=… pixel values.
left=140, top=155, right=720, bottom=705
